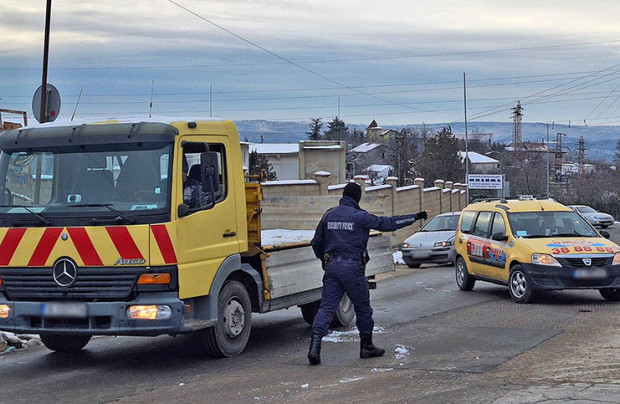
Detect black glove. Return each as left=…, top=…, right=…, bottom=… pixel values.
left=416, top=211, right=428, bottom=221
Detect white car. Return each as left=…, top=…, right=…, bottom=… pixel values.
left=400, top=212, right=460, bottom=268
left=569, top=205, right=615, bottom=228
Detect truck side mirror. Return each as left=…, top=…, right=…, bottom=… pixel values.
left=200, top=151, right=220, bottom=194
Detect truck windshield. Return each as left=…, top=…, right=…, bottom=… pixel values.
left=507, top=211, right=597, bottom=238
left=0, top=142, right=172, bottom=225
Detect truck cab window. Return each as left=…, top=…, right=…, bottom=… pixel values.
left=182, top=142, right=227, bottom=210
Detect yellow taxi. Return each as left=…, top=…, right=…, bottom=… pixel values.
left=454, top=198, right=620, bottom=303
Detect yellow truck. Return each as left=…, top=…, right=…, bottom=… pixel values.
left=0, top=119, right=393, bottom=356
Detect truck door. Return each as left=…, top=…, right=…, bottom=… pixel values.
left=175, top=139, right=239, bottom=299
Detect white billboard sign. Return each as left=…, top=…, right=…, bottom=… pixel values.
left=468, top=174, right=503, bottom=190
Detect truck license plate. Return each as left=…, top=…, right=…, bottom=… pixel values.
left=41, top=302, right=87, bottom=318
left=573, top=268, right=607, bottom=279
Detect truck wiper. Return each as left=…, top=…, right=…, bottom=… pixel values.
left=66, top=203, right=136, bottom=224
left=0, top=205, right=52, bottom=226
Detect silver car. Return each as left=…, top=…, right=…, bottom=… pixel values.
left=400, top=212, right=460, bottom=268
left=568, top=205, right=615, bottom=228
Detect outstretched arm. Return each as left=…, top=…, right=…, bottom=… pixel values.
left=361, top=210, right=430, bottom=232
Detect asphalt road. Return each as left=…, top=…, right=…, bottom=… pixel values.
left=0, top=229, right=619, bottom=403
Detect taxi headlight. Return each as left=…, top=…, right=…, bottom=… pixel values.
left=532, top=253, right=561, bottom=267
left=613, top=253, right=620, bottom=266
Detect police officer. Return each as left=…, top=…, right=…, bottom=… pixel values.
left=308, top=182, right=429, bottom=365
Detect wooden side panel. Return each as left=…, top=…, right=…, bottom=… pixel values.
left=265, top=235, right=394, bottom=299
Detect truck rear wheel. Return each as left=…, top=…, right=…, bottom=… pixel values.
left=300, top=300, right=321, bottom=325
left=40, top=334, right=91, bottom=352
left=299, top=295, right=356, bottom=328
left=200, top=281, right=252, bottom=358
left=600, top=288, right=620, bottom=301
left=331, top=294, right=355, bottom=327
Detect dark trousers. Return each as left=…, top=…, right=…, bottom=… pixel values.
left=311, top=257, right=374, bottom=337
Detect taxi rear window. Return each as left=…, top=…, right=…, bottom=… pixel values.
left=460, top=211, right=476, bottom=233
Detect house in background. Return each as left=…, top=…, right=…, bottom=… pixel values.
left=249, top=140, right=346, bottom=182
left=250, top=143, right=299, bottom=180
left=366, top=164, right=394, bottom=184
left=458, top=151, right=500, bottom=173
left=366, top=119, right=397, bottom=143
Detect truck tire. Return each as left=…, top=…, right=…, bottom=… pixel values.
left=200, top=281, right=252, bottom=358
left=300, top=295, right=356, bottom=328
left=39, top=334, right=91, bottom=352
left=330, top=294, right=355, bottom=328
left=300, top=300, right=321, bottom=325
left=600, top=288, right=620, bottom=301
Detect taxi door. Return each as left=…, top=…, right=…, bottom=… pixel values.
left=484, top=211, right=509, bottom=281
left=465, top=211, right=508, bottom=279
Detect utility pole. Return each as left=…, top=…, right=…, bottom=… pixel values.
left=577, top=136, right=586, bottom=175
left=463, top=73, right=469, bottom=204
left=39, top=0, right=53, bottom=124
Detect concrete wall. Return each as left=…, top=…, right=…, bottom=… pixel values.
left=260, top=172, right=468, bottom=248
left=298, top=140, right=346, bottom=183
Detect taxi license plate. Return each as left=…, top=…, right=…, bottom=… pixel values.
left=573, top=268, right=607, bottom=279
left=41, top=302, right=87, bottom=318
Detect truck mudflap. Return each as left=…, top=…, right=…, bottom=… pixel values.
left=0, top=292, right=202, bottom=336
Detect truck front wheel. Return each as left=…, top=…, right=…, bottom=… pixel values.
left=40, top=334, right=91, bottom=352
left=200, top=280, right=252, bottom=357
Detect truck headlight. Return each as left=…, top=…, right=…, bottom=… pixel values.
left=127, top=305, right=172, bottom=320
left=0, top=305, right=10, bottom=319
left=532, top=253, right=561, bottom=267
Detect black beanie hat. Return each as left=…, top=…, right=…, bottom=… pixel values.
left=343, top=182, right=362, bottom=203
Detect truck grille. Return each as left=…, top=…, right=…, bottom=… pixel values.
left=0, top=267, right=142, bottom=301
left=556, top=256, right=613, bottom=268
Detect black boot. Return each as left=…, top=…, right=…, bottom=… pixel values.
left=360, top=335, right=385, bottom=359
left=308, top=334, right=322, bottom=365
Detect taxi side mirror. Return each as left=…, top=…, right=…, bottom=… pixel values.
left=599, top=230, right=610, bottom=239
left=491, top=233, right=508, bottom=242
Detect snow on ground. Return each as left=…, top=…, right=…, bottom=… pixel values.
left=323, top=326, right=385, bottom=343
left=0, top=333, right=40, bottom=353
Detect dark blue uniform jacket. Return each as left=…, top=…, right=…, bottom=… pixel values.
left=311, top=196, right=422, bottom=261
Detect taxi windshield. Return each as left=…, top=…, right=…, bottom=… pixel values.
left=0, top=143, right=172, bottom=226
left=507, top=211, right=597, bottom=238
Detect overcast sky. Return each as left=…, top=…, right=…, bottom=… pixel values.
left=1, top=0, right=620, bottom=127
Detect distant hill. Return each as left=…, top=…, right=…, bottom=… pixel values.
left=235, top=120, right=620, bottom=162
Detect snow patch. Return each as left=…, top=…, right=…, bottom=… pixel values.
left=394, top=344, right=411, bottom=360
left=323, top=326, right=385, bottom=343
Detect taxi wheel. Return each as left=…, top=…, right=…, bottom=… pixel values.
left=455, top=257, right=475, bottom=291
left=200, top=281, right=252, bottom=357
left=599, top=288, right=620, bottom=301
left=509, top=265, right=536, bottom=304
left=406, top=263, right=421, bottom=268
left=40, top=334, right=91, bottom=352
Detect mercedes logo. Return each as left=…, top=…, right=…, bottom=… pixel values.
left=52, top=258, right=78, bottom=287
